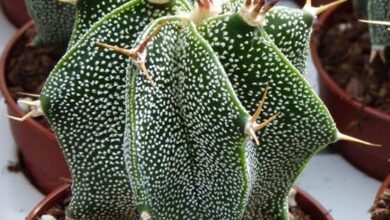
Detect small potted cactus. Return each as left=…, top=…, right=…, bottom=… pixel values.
left=0, top=0, right=78, bottom=193
left=311, top=0, right=390, bottom=180
left=4, top=0, right=374, bottom=219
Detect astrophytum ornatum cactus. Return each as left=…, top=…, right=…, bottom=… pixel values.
left=40, top=0, right=190, bottom=219
left=111, top=0, right=371, bottom=219
left=367, top=0, right=390, bottom=63
left=33, top=0, right=376, bottom=219
left=24, top=0, right=75, bottom=46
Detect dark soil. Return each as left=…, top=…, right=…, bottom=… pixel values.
left=5, top=26, right=65, bottom=129
left=370, top=188, right=390, bottom=220
left=316, top=10, right=390, bottom=113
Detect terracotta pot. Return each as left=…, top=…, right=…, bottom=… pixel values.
left=26, top=185, right=332, bottom=220
left=294, top=187, right=333, bottom=220
left=0, top=0, right=30, bottom=27
left=370, top=175, right=390, bottom=219
left=26, top=184, right=70, bottom=220
left=0, top=21, right=71, bottom=194
left=376, top=175, right=390, bottom=199
left=311, top=2, right=390, bottom=180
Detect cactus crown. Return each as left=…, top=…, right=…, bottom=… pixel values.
left=16, top=0, right=374, bottom=219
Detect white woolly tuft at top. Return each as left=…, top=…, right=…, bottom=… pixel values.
left=239, top=5, right=267, bottom=27
left=239, top=0, right=279, bottom=27
left=141, top=211, right=151, bottom=220
left=187, top=0, right=223, bottom=24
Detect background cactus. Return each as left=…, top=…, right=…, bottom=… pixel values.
left=24, top=0, right=75, bottom=46
left=37, top=0, right=373, bottom=219
left=366, top=0, right=390, bottom=63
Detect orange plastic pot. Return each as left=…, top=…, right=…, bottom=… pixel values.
left=26, top=185, right=332, bottom=220
left=311, top=3, right=390, bottom=180
left=0, top=0, right=30, bottom=27
left=0, top=21, right=71, bottom=194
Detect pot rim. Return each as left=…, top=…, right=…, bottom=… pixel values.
left=310, top=5, right=390, bottom=123
left=26, top=184, right=70, bottom=220
left=26, top=184, right=332, bottom=220
left=295, top=186, right=333, bottom=220
left=0, top=20, right=57, bottom=141
left=376, top=175, right=390, bottom=198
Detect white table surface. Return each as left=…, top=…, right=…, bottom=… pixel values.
left=0, top=2, right=382, bottom=220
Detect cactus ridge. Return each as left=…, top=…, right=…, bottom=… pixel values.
left=69, top=0, right=134, bottom=46
left=41, top=0, right=189, bottom=218
left=264, top=6, right=315, bottom=75
left=25, top=0, right=75, bottom=46
left=127, top=18, right=251, bottom=219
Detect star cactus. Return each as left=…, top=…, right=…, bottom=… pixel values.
left=8, top=0, right=378, bottom=219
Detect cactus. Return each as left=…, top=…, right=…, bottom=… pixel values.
left=41, top=0, right=190, bottom=219
left=9, top=0, right=377, bottom=219
left=366, top=0, right=390, bottom=63
left=69, top=0, right=133, bottom=46
left=24, top=0, right=75, bottom=46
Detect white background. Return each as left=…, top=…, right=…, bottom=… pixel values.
left=0, top=1, right=382, bottom=219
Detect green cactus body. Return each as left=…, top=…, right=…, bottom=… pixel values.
left=126, top=18, right=251, bottom=219
left=368, top=0, right=390, bottom=48
left=41, top=0, right=190, bottom=219
left=123, top=8, right=338, bottom=219
left=198, top=13, right=337, bottom=219
left=264, top=6, right=316, bottom=74
left=69, top=0, right=132, bottom=46
left=24, top=0, right=75, bottom=46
